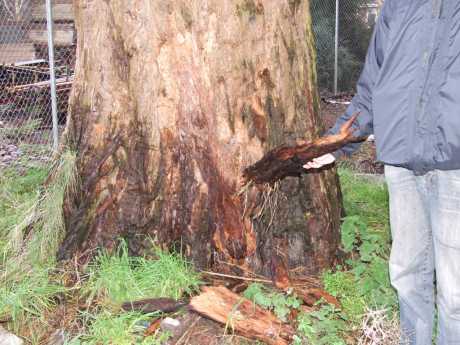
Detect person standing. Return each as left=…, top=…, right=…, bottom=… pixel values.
left=305, top=0, right=460, bottom=343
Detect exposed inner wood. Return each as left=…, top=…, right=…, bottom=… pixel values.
left=189, top=286, right=295, bottom=345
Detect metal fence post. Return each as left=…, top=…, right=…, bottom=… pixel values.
left=45, top=0, right=59, bottom=151
left=334, top=0, right=339, bottom=95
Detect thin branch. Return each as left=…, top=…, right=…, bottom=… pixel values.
left=201, top=271, right=272, bottom=284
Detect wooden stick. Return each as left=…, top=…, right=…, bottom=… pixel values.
left=201, top=271, right=272, bottom=284
left=6, top=76, right=74, bottom=92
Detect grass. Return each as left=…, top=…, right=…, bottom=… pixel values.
left=83, top=240, right=202, bottom=308
left=66, top=241, right=201, bottom=343
left=0, top=267, right=66, bottom=332
left=0, top=161, right=68, bottom=341
left=0, top=166, right=47, bottom=240
left=3, top=151, right=77, bottom=274
left=67, top=311, right=171, bottom=345
left=0, top=119, right=42, bottom=141
left=0, top=157, right=201, bottom=343
left=0, top=162, right=395, bottom=344
left=339, top=169, right=389, bottom=232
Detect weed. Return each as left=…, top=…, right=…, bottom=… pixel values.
left=339, top=215, right=395, bottom=309
left=322, top=270, right=366, bottom=323
left=243, top=283, right=301, bottom=321
left=294, top=304, right=348, bottom=345
left=309, top=169, right=397, bottom=343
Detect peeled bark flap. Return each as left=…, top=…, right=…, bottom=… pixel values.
left=61, top=0, right=343, bottom=275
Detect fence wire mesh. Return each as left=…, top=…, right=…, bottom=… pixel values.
left=310, top=0, right=383, bottom=94
left=0, top=0, right=75, bottom=169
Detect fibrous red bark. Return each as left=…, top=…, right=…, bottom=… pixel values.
left=59, top=0, right=344, bottom=278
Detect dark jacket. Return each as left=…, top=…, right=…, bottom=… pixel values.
left=329, top=0, right=460, bottom=174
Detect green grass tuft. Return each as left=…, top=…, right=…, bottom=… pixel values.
left=4, top=150, right=77, bottom=271
left=0, top=266, right=65, bottom=330
left=339, top=169, right=389, bottom=227
left=67, top=311, right=171, bottom=345
left=0, top=153, right=76, bottom=337
left=0, top=166, right=47, bottom=241
left=84, top=240, right=201, bottom=307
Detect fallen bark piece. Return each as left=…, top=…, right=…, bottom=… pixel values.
left=144, top=319, right=162, bottom=337
left=189, top=286, right=294, bottom=345
left=295, top=287, right=340, bottom=308
left=121, top=298, right=187, bottom=313
left=242, top=113, right=367, bottom=185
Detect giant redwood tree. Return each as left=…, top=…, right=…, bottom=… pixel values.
left=58, top=0, right=345, bottom=281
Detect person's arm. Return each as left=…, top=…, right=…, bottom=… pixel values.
left=305, top=1, right=393, bottom=168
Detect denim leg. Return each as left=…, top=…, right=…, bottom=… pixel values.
left=385, top=165, right=435, bottom=345
left=431, top=170, right=460, bottom=345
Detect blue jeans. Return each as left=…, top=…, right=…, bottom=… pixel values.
left=385, top=165, right=460, bottom=344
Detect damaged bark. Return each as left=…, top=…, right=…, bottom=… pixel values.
left=60, top=0, right=344, bottom=277
left=242, top=113, right=366, bottom=185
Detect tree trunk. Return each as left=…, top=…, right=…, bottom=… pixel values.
left=59, top=0, right=344, bottom=278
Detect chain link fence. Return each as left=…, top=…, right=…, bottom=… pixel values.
left=0, top=0, right=75, bottom=169
left=311, top=0, right=383, bottom=95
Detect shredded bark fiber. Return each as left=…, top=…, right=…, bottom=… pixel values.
left=243, top=113, right=367, bottom=185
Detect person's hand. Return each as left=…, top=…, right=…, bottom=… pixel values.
left=303, top=153, right=336, bottom=170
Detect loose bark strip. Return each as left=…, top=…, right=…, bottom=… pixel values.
left=294, top=287, right=340, bottom=308
left=243, top=114, right=367, bottom=185
left=121, top=298, right=187, bottom=314
left=202, top=271, right=272, bottom=284
left=189, top=286, right=294, bottom=345
left=144, top=318, right=162, bottom=337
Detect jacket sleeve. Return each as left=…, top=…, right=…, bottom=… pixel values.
left=327, top=0, right=392, bottom=157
